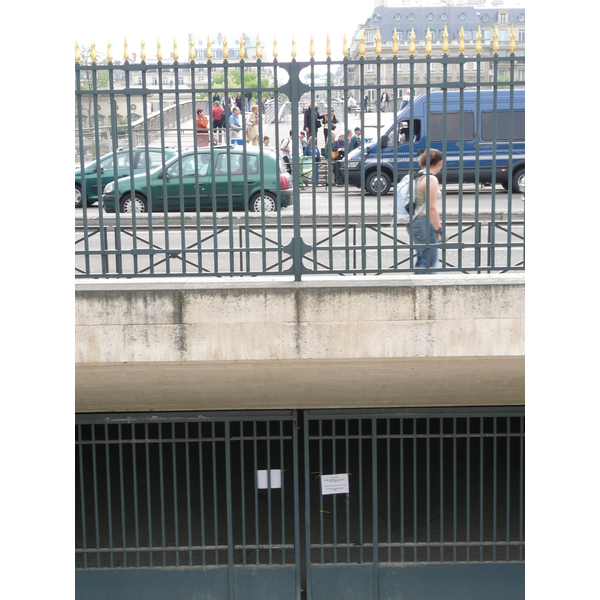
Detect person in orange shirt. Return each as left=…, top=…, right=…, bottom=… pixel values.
left=212, top=101, right=224, bottom=144
left=196, top=108, right=209, bottom=147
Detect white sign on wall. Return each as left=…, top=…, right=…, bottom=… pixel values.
left=257, top=469, right=282, bottom=489
left=320, top=473, right=350, bottom=495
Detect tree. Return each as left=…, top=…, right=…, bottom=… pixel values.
left=76, top=46, right=109, bottom=129
left=196, top=70, right=274, bottom=102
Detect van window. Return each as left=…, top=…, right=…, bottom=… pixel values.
left=429, top=112, right=474, bottom=142
left=481, top=110, right=525, bottom=141
left=391, top=120, right=421, bottom=145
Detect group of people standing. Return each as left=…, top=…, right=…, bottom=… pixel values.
left=196, top=93, right=263, bottom=147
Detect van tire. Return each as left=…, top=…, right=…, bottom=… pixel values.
left=512, top=169, right=525, bottom=194
left=366, top=172, right=391, bottom=196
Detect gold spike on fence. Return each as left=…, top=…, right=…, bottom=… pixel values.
left=124, top=37, right=129, bottom=61
left=75, top=40, right=80, bottom=63
left=326, top=33, right=331, bottom=58
left=173, top=38, right=178, bottom=61
left=493, top=25, right=499, bottom=54
left=375, top=28, right=382, bottom=56
left=510, top=24, right=516, bottom=53
left=426, top=28, right=432, bottom=55
left=240, top=35, right=245, bottom=60
left=189, top=35, right=195, bottom=61
left=359, top=30, right=365, bottom=56
left=273, top=36, right=278, bottom=59
left=223, top=36, right=229, bottom=60
left=291, top=35, right=296, bottom=59
left=107, top=40, right=112, bottom=62
left=392, top=29, right=398, bottom=56
left=256, top=34, right=262, bottom=60
left=409, top=29, right=415, bottom=55
left=459, top=27, right=465, bottom=54
left=157, top=38, right=162, bottom=62
left=91, top=40, right=97, bottom=63
left=207, top=36, right=212, bottom=60
left=476, top=27, right=482, bottom=55
left=310, top=34, right=315, bottom=58
left=141, top=38, right=146, bottom=61
left=343, top=33, right=348, bottom=57
left=443, top=26, right=449, bottom=54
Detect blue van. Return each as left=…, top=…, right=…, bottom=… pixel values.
left=343, top=89, right=525, bottom=195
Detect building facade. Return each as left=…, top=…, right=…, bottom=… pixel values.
left=346, top=1, right=525, bottom=103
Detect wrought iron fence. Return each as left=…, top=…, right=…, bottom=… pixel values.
left=75, top=32, right=525, bottom=280
left=75, top=407, right=524, bottom=599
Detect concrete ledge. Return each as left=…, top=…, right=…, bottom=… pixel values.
left=75, top=274, right=524, bottom=411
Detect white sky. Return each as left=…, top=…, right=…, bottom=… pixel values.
left=72, top=0, right=374, bottom=62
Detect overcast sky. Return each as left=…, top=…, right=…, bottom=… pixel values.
left=71, top=0, right=375, bottom=62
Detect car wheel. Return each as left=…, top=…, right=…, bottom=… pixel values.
left=366, top=171, right=391, bottom=196
left=249, top=191, right=277, bottom=213
left=120, top=193, right=148, bottom=213
left=512, top=169, right=524, bottom=194
left=75, top=184, right=82, bottom=208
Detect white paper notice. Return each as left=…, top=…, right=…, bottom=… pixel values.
left=320, top=474, right=350, bottom=495
left=257, top=469, right=282, bottom=489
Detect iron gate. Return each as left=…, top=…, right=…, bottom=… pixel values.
left=76, top=408, right=524, bottom=599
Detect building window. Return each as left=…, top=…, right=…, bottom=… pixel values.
left=367, top=63, right=374, bottom=72
left=500, top=13, right=507, bottom=24
left=137, top=77, right=142, bottom=84
left=430, top=62, right=436, bottom=71
left=518, top=30, right=525, bottom=42
left=408, top=14, right=414, bottom=22
left=397, top=63, right=404, bottom=72
left=395, top=14, right=401, bottom=21
left=482, top=14, right=489, bottom=23
left=518, top=69, right=525, bottom=81
left=366, top=31, right=375, bottom=43
left=441, top=13, right=447, bottom=21
left=427, top=13, right=433, bottom=21
left=499, top=69, right=507, bottom=78
left=152, top=77, right=157, bottom=85
left=518, top=13, right=525, bottom=23
left=459, top=13, right=466, bottom=21
left=178, top=77, right=184, bottom=84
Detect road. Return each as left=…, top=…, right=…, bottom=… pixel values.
left=75, top=184, right=524, bottom=221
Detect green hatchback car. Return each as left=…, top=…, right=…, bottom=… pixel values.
left=75, top=147, right=176, bottom=207
left=101, top=147, right=293, bottom=213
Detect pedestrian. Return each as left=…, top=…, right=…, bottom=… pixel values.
left=407, top=148, right=444, bottom=273
left=245, top=90, right=252, bottom=113
left=322, top=109, right=337, bottom=143
left=263, top=135, right=270, bottom=147
left=380, top=89, right=390, bottom=112
left=299, top=131, right=308, bottom=153
left=363, top=93, right=369, bottom=112
left=246, top=104, right=260, bottom=146
left=235, top=93, right=243, bottom=111
left=196, top=108, right=209, bottom=147
left=229, top=106, right=243, bottom=139
left=304, top=136, right=321, bottom=185
left=332, top=133, right=346, bottom=185
left=212, top=101, right=224, bottom=144
left=212, top=92, right=221, bottom=104
left=280, top=129, right=293, bottom=173
left=347, top=127, right=361, bottom=154
left=303, top=101, right=322, bottom=146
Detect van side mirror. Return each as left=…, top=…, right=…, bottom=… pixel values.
left=381, top=135, right=388, bottom=149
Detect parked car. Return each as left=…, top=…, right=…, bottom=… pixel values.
left=75, top=147, right=177, bottom=207
left=102, top=146, right=293, bottom=213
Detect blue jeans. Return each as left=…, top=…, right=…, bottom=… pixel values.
left=407, top=218, right=439, bottom=272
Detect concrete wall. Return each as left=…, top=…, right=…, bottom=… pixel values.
left=75, top=274, right=524, bottom=412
